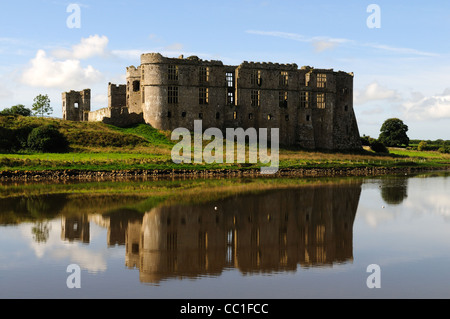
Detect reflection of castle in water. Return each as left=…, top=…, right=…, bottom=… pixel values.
left=60, top=182, right=362, bottom=283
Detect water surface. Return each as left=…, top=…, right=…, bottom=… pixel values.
left=1, top=172, right=450, bottom=299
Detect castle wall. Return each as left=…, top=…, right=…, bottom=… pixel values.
left=108, top=83, right=126, bottom=108
left=62, top=53, right=362, bottom=151
left=62, top=89, right=91, bottom=121
left=126, top=66, right=143, bottom=115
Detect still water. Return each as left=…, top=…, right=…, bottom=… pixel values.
left=1, top=172, right=450, bottom=299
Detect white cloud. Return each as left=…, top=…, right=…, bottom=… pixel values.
left=164, top=43, right=184, bottom=51
left=246, top=30, right=439, bottom=57
left=21, top=49, right=103, bottom=89
left=246, top=30, right=349, bottom=52
left=52, top=35, right=109, bottom=60
left=402, top=88, right=450, bottom=120
left=364, top=43, right=439, bottom=58
left=354, top=82, right=400, bottom=105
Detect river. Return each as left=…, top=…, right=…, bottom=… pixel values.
left=1, top=172, right=449, bottom=299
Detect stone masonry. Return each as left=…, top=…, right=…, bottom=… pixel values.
left=62, top=53, right=362, bottom=150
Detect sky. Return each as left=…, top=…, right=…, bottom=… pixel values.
left=1, top=0, right=450, bottom=140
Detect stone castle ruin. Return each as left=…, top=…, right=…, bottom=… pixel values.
left=62, top=52, right=362, bottom=150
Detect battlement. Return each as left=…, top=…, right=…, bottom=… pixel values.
left=141, top=52, right=223, bottom=66
left=239, top=61, right=299, bottom=71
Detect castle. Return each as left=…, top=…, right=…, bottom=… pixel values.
left=62, top=53, right=362, bottom=150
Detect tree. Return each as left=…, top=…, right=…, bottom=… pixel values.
left=417, top=141, right=427, bottom=151
left=0, top=104, right=32, bottom=116
left=32, top=94, right=52, bottom=117
left=378, top=118, right=409, bottom=147
left=27, top=125, right=69, bottom=152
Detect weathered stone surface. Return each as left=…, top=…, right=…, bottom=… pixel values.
left=62, top=53, right=362, bottom=150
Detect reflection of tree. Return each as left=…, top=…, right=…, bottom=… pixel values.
left=380, top=176, right=408, bottom=205
left=32, top=221, right=51, bottom=243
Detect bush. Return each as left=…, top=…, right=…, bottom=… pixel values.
left=417, top=141, right=427, bottom=151
left=438, top=146, right=450, bottom=154
left=361, top=135, right=376, bottom=146
left=0, top=127, right=15, bottom=152
left=0, top=105, right=32, bottom=117
left=370, top=140, right=389, bottom=153
left=27, top=125, right=69, bottom=152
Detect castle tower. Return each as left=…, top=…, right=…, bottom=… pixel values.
left=126, top=65, right=143, bottom=114
left=108, top=83, right=126, bottom=108
left=62, top=89, right=91, bottom=121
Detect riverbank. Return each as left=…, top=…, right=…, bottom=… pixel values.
left=1, top=164, right=448, bottom=181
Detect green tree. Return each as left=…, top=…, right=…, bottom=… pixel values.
left=378, top=118, right=409, bottom=147
left=417, top=141, right=427, bottom=151
left=27, top=125, right=69, bottom=152
left=0, top=104, right=32, bottom=116
left=32, top=94, right=52, bottom=117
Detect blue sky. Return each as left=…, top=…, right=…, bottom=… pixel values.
left=1, top=0, right=450, bottom=139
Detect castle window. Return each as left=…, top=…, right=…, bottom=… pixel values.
left=233, top=111, right=237, bottom=120
left=317, top=93, right=325, bottom=109
left=226, top=72, right=234, bottom=87
left=251, top=70, right=261, bottom=86
left=199, top=88, right=209, bottom=105
left=306, top=115, right=311, bottom=121
left=133, top=80, right=140, bottom=92
left=317, top=74, right=327, bottom=88
left=168, top=65, right=179, bottom=81
left=344, top=104, right=349, bottom=111
left=227, top=91, right=234, bottom=106
left=268, top=114, right=273, bottom=120
left=279, top=91, right=288, bottom=108
left=168, top=86, right=178, bottom=104
left=251, top=90, right=260, bottom=107
left=74, top=102, right=79, bottom=109
left=249, top=113, right=253, bottom=120
left=167, top=111, right=172, bottom=118
left=279, top=71, right=289, bottom=87
left=216, top=112, right=220, bottom=119
left=182, top=112, right=186, bottom=118
left=199, top=113, right=203, bottom=119
left=199, top=66, right=209, bottom=83
left=285, top=115, right=289, bottom=121
left=300, top=91, right=310, bottom=108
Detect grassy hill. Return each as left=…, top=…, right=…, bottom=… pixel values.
left=0, top=115, right=449, bottom=173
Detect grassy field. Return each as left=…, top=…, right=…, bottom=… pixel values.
left=0, top=115, right=449, bottom=172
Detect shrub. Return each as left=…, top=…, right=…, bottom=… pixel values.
left=417, top=141, right=427, bottom=151
left=27, top=125, right=69, bottom=152
left=438, top=146, right=450, bottom=154
left=0, top=127, right=15, bottom=152
left=370, top=140, right=389, bottom=153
